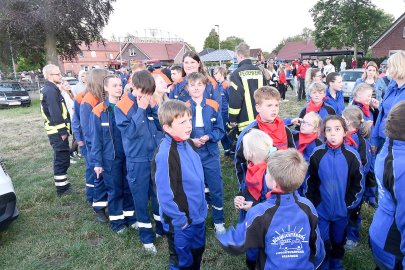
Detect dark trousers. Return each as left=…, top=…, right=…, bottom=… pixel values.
left=278, top=84, right=287, bottom=100
left=298, top=78, right=306, bottom=101
left=220, top=112, right=232, bottom=151
left=48, top=133, right=70, bottom=194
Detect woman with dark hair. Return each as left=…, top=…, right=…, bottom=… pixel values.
left=169, top=51, right=221, bottom=105
left=324, top=72, right=345, bottom=115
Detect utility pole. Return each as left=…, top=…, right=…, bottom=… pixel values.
left=215, top=25, right=221, bottom=66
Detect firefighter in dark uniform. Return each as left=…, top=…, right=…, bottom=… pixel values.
left=40, top=64, right=72, bottom=196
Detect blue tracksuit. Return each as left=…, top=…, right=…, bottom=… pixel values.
left=371, top=80, right=405, bottom=151
left=169, top=77, right=222, bottom=106
left=324, top=88, right=345, bottom=116
left=235, top=120, right=295, bottom=185
left=152, top=134, right=207, bottom=269
left=186, top=98, right=225, bottom=224
left=80, top=93, right=107, bottom=211
left=90, top=99, right=137, bottom=231
left=218, top=80, right=232, bottom=152
left=305, top=143, right=364, bottom=269
left=72, top=91, right=92, bottom=203
left=370, top=138, right=405, bottom=269
left=115, top=92, right=164, bottom=244
left=217, top=192, right=325, bottom=270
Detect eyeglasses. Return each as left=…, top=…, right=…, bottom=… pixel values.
left=301, top=120, right=314, bottom=128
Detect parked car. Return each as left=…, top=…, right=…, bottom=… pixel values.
left=340, top=69, right=364, bottom=99
left=228, top=63, right=238, bottom=74
left=0, top=159, right=19, bottom=231
left=64, top=77, right=79, bottom=86
left=0, top=81, right=31, bottom=108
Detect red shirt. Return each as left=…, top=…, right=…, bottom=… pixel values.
left=297, top=64, right=309, bottom=78
left=278, top=71, right=286, bottom=84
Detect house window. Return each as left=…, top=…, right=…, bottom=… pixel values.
left=403, top=26, right=405, bottom=38
left=389, top=50, right=401, bottom=56
left=129, top=48, right=136, bottom=57
left=91, top=51, right=96, bottom=58
left=79, top=51, right=84, bottom=58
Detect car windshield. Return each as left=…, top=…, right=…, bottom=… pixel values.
left=340, top=71, right=363, bottom=82
left=0, top=83, right=22, bottom=92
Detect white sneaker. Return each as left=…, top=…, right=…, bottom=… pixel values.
left=143, top=243, right=157, bottom=254
left=116, top=227, right=127, bottom=234
left=284, top=99, right=289, bottom=102
left=344, top=240, right=359, bottom=250
left=156, top=233, right=163, bottom=238
left=130, top=222, right=139, bottom=230
left=70, top=157, right=77, bottom=164
left=214, top=223, right=226, bottom=234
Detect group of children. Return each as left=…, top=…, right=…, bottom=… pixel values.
left=69, top=56, right=385, bottom=269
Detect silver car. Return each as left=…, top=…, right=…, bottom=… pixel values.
left=0, top=159, right=19, bottom=231
left=340, top=69, right=364, bottom=99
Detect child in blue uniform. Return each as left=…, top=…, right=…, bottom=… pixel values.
left=115, top=70, right=164, bottom=253
left=80, top=69, right=109, bottom=222
left=218, top=148, right=325, bottom=270
left=369, top=100, right=405, bottom=269
left=213, top=66, right=233, bottom=157
left=306, top=115, right=364, bottom=269
left=90, top=75, right=137, bottom=233
left=233, top=128, right=276, bottom=270
left=185, top=72, right=225, bottom=234
left=324, top=72, right=345, bottom=116
left=153, top=100, right=207, bottom=270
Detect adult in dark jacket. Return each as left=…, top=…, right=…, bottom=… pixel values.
left=40, top=64, right=72, bottom=196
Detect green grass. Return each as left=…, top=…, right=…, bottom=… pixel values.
left=0, top=90, right=375, bottom=269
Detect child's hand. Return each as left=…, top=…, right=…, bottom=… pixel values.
left=199, top=135, right=209, bottom=143
left=191, top=138, right=204, bottom=148
left=291, top=118, right=303, bottom=126
left=149, top=96, right=157, bottom=108
left=234, top=196, right=245, bottom=209
left=240, top=201, right=254, bottom=211
left=371, top=98, right=380, bottom=109
left=94, top=166, right=104, bottom=179
left=137, top=94, right=151, bottom=109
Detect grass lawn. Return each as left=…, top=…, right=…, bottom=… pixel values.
left=0, top=90, right=375, bottom=269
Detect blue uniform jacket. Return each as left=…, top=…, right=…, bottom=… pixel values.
left=371, top=80, right=405, bottom=147
left=218, top=81, right=229, bottom=116
left=152, top=134, right=208, bottom=228
left=71, top=92, right=85, bottom=142
left=370, top=138, right=405, bottom=268
left=169, top=77, right=221, bottom=106
left=114, top=92, right=163, bottom=162
left=352, top=100, right=374, bottom=123
left=90, top=99, right=125, bottom=168
left=324, top=87, right=345, bottom=116
left=305, top=143, right=364, bottom=220
left=80, top=93, right=99, bottom=151
left=217, top=192, right=325, bottom=270
left=348, top=131, right=371, bottom=175
left=185, top=98, right=225, bottom=156
left=293, top=133, right=323, bottom=162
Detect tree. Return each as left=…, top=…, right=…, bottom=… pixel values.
left=310, top=0, right=394, bottom=58
left=0, top=0, right=115, bottom=65
left=271, top=28, right=313, bottom=55
left=203, top=28, right=219, bottom=49
left=220, top=36, right=245, bottom=51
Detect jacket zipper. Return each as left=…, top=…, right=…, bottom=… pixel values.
left=107, top=110, right=115, bottom=160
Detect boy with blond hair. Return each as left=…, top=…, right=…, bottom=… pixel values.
left=235, top=86, right=295, bottom=185
left=298, top=82, right=336, bottom=121
left=153, top=100, right=207, bottom=270
left=218, top=149, right=325, bottom=269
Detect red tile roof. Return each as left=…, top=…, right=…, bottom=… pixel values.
left=78, top=41, right=121, bottom=52
left=276, top=40, right=317, bottom=60
left=135, top=43, right=184, bottom=61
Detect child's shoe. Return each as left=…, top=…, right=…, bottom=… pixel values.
left=143, top=243, right=157, bottom=254
left=129, top=222, right=139, bottom=230
left=116, top=227, right=127, bottom=234
left=344, top=239, right=359, bottom=250
left=214, top=223, right=226, bottom=234
left=94, top=209, right=109, bottom=224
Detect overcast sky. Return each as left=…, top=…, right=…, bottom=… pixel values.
left=102, top=0, right=405, bottom=52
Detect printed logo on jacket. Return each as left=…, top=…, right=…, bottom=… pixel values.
left=271, top=225, right=308, bottom=258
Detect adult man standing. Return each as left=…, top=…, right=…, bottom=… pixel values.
left=40, top=64, right=72, bottom=197
left=296, top=59, right=309, bottom=101
left=323, top=57, right=336, bottom=77
left=228, top=42, right=265, bottom=137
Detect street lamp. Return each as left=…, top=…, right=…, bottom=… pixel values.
left=215, top=24, right=221, bottom=66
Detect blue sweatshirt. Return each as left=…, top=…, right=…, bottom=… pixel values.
left=218, top=81, right=229, bottom=116
left=152, top=134, right=207, bottom=228
left=80, top=92, right=99, bottom=151
left=90, top=99, right=125, bottom=168
left=305, top=143, right=364, bottom=220
left=71, top=91, right=85, bottom=142
left=217, top=192, right=325, bottom=270
left=324, top=87, right=345, bottom=116
left=369, top=138, right=405, bottom=268
left=114, top=92, right=163, bottom=162
left=371, top=80, right=405, bottom=147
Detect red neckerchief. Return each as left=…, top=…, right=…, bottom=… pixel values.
left=256, top=115, right=288, bottom=150
left=265, top=189, right=284, bottom=199
left=353, top=99, right=370, bottom=117
left=245, top=161, right=267, bottom=201
left=172, top=135, right=185, bottom=142
left=327, top=141, right=343, bottom=149
left=345, top=129, right=358, bottom=148
left=298, top=132, right=318, bottom=153
left=306, top=99, right=323, bottom=114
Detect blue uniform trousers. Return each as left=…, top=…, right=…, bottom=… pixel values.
left=168, top=222, right=206, bottom=270
left=127, top=161, right=163, bottom=244
left=319, top=216, right=348, bottom=270
left=87, top=143, right=108, bottom=212
left=103, top=157, right=137, bottom=231
left=80, top=145, right=95, bottom=204
left=194, top=127, right=224, bottom=224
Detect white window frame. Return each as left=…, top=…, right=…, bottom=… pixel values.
left=129, top=48, right=136, bottom=57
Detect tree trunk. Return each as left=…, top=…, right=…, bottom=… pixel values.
left=45, top=28, right=58, bottom=65
left=353, top=42, right=358, bottom=59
